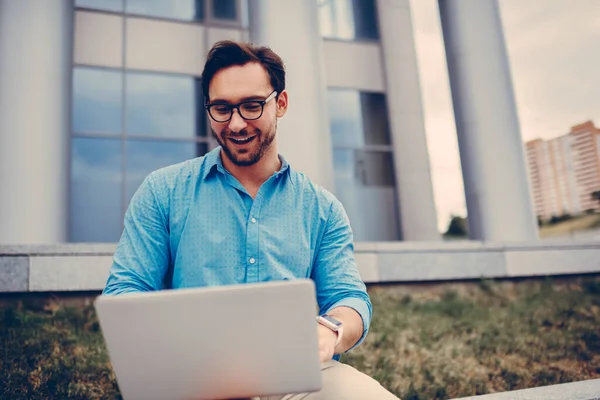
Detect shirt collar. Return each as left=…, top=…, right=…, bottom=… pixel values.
left=201, top=146, right=292, bottom=184
left=200, top=147, right=222, bottom=181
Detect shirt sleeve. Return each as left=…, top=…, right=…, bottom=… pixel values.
left=103, top=173, right=171, bottom=296
left=311, top=198, right=372, bottom=351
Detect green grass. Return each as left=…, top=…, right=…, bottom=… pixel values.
left=1, top=277, right=600, bottom=399
left=0, top=299, right=120, bottom=400
left=539, top=214, right=600, bottom=237
left=443, top=213, right=600, bottom=240
left=344, top=277, right=600, bottom=399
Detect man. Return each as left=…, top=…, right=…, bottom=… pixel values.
left=104, top=40, right=398, bottom=400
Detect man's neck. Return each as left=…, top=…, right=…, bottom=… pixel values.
left=221, top=148, right=282, bottom=196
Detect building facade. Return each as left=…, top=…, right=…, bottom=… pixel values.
left=526, top=121, right=600, bottom=220
left=571, top=121, right=600, bottom=213
left=0, top=0, right=538, bottom=244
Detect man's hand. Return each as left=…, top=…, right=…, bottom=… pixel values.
left=317, top=324, right=338, bottom=363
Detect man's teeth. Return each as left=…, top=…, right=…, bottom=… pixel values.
left=230, top=136, right=254, bottom=143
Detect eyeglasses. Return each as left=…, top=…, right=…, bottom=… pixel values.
left=205, top=91, right=278, bottom=123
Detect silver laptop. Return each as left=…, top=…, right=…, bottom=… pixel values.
left=94, top=279, right=322, bottom=400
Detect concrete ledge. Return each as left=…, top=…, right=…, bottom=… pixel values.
left=0, top=243, right=117, bottom=256
left=29, top=256, right=113, bottom=292
left=1, top=241, right=600, bottom=292
left=505, top=249, right=600, bottom=277
left=359, top=240, right=600, bottom=283
left=0, top=256, right=29, bottom=292
left=453, top=378, right=600, bottom=399
left=377, top=251, right=505, bottom=281
left=354, top=240, right=600, bottom=252
left=354, top=253, right=379, bottom=282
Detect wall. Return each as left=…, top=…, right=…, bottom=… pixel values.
left=2, top=241, right=600, bottom=292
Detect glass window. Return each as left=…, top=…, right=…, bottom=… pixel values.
left=72, top=68, right=122, bottom=135
left=333, top=149, right=400, bottom=241
left=125, top=140, right=208, bottom=203
left=318, top=0, right=379, bottom=40
left=328, top=90, right=390, bottom=147
left=126, top=73, right=205, bottom=138
left=126, top=0, right=203, bottom=21
left=355, top=150, right=395, bottom=187
left=328, top=90, right=364, bottom=147
left=328, top=88, right=399, bottom=240
left=319, top=0, right=353, bottom=40
left=76, top=0, right=124, bottom=12
left=360, top=93, right=391, bottom=145
left=212, top=0, right=237, bottom=20
left=332, top=149, right=395, bottom=188
left=70, top=137, right=123, bottom=242
left=351, top=0, right=379, bottom=40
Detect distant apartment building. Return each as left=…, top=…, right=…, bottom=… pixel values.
left=526, top=121, right=600, bottom=220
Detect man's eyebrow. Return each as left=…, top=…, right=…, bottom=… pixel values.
left=209, top=94, right=269, bottom=104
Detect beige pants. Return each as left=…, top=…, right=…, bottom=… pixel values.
left=256, top=360, right=400, bottom=400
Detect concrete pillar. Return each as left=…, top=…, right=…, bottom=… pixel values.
left=376, top=0, right=440, bottom=241
left=438, top=0, right=538, bottom=241
left=0, top=0, right=73, bottom=243
left=248, top=0, right=334, bottom=191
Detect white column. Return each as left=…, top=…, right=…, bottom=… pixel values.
left=248, top=0, right=334, bottom=191
left=438, top=0, right=538, bottom=241
left=0, top=0, right=73, bottom=243
left=376, top=0, right=440, bottom=241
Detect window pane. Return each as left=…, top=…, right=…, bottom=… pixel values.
left=318, top=0, right=355, bottom=40
left=212, top=0, right=237, bottom=20
left=327, top=90, right=364, bottom=147
left=126, top=73, right=205, bottom=139
left=351, top=0, right=379, bottom=39
left=72, top=68, right=122, bottom=134
left=126, top=0, right=203, bottom=21
left=333, top=149, right=396, bottom=187
left=76, top=0, right=123, bottom=12
left=328, top=90, right=391, bottom=147
left=333, top=149, right=399, bottom=240
left=317, top=0, right=379, bottom=40
left=70, top=137, right=123, bottom=242
left=360, top=93, right=391, bottom=145
left=356, top=150, right=396, bottom=187
left=125, top=140, right=208, bottom=203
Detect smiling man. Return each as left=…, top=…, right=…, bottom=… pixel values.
left=103, top=40, right=398, bottom=400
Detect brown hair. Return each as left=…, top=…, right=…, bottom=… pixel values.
left=201, top=40, right=286, bottom=102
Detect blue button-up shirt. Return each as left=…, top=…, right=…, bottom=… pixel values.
left=104, top=146, right=372, bottom=347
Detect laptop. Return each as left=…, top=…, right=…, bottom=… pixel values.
left=94, top=279, right=323, bottom=400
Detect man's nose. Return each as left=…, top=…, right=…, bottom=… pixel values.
left=228, top=109, right=248, bottom=132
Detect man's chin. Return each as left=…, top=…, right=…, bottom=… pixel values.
left=233, top=159, right=258, bottom=167
left=225, top=149, right=259, bottom=167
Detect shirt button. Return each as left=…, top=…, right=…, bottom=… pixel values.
left=249, top=258, right=256, bottom=264
left=251, top=217, right=257, bottom=224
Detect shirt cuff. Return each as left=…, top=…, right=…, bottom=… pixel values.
left=326, top=297, right=372, bottom=352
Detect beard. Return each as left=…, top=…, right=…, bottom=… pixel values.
left=211, top=118, right=277, bottom=167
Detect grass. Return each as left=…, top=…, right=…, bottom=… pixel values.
left=539, top=213, right=600, bottom=237
left=345, top=276, right=600, bottom=399
left=443, top=213, right=600, bottom=240
left=1, top=276, right=600, bottom=399
left=0, top=298, right=120, bottom=400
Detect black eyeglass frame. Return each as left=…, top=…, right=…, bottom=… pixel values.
left=205, top=90, right=278, bottom=123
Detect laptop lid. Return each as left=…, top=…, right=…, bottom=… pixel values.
left=94, top=279, right=322, bottom=400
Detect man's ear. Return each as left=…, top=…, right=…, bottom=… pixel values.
left=276, top=90, right=288, bottom=118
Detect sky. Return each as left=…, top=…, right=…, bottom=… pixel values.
left=408, top=0, right=600, bottom=231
